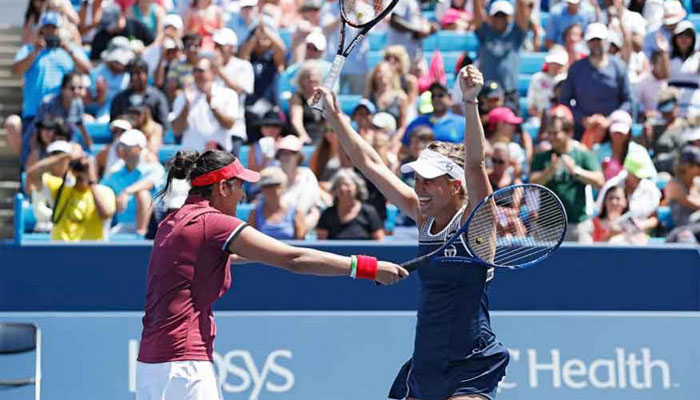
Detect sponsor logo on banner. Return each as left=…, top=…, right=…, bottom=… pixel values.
left=499, top=347, right=675, bottom=392
left=128, top=340, right=295, bottom=400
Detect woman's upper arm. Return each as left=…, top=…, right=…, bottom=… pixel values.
left=228, top=226, right=300, bottom=267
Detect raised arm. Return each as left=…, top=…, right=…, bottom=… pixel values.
left=472, top=0, right=487, bottom=30
left=514, top=0, right=532, bottom=32
left=458, top=65, right=493, bottom=215
left=315, top=87, right=421, bottom=222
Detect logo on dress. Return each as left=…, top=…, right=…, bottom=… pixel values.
left=444, top=245, right=457, bottom=257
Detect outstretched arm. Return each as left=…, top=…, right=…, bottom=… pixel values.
left=458, top=66, right=493, bottom=216
left=314, top=87, right=421, bottom=223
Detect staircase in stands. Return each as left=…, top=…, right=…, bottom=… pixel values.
left=0, top=25, right=23, bottom=240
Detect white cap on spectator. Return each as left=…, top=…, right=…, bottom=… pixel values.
left=304, top=29, right=327, bottom=51
left=489, top=0, right=514, bottom=16
left=609, top=31, right=624, bottom=48
left=674, top=20, right=695, bottom=35
left=110, top=119, right=132, bottom=131
left=239, top=0, right=258, bottom=7
left=104, top=48, right=134, bottom=65
left=163, top=14, right=184, bottom=30
left=46, top=140, right=72, bottom=154
left=584, top=22, right=609, bottom=41
left=545, top=47, right=569, bottom=65
left=663, top=1, right=686, bottom=25
left=565, top=0, right=581, bottom=4
left=682, top=127, right=700, bottom=142
left=372, top=112, right=397, bottom=132
left=609, top=110, right=633, bottom=134
left=118, top=129, right=147, bottom=148
left=213, top=28, right=238, bottom=47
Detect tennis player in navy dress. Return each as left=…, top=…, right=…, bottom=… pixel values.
left=315, top=65, right=509, bottom=400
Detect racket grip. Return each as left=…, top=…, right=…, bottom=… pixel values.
left=312, top=55, right=346, bottom=112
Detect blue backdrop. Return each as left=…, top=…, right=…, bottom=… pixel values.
left=0, top=242, right=699, bottom=311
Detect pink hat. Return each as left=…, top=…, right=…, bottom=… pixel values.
left=608, top=110, right=633, bottom=134
left=488, top=107, right=523, bottom=126
left=549, top=104, right=574, bottom=122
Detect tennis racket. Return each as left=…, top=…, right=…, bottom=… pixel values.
left=402, top=184, right=567, bottom=272
left=312, top=0, right=400, bottom=110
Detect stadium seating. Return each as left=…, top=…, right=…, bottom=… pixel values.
left=520, top=52, right=546, bottom=75
left=85, top=121, right=111, bottom=144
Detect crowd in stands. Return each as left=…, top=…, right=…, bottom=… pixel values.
left=5, top=0, right=700, bottom=244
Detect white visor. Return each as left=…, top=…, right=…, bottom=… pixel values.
left=400, top=149, right=465, bottom=186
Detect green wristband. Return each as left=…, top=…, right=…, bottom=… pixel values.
left=350, top=255, right=358, bottom=279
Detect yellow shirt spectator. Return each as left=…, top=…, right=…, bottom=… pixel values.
left=44, top=173, right=115, bottom=241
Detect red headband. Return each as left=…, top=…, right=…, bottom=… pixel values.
left=191, top=159, right=246, bottom=187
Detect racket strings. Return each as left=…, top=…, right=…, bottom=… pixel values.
left=467, top=186, right=566, bottom=268
left=342, top=0, right=393, bottom=26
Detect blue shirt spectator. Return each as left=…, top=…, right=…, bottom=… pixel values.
left=545, top=0, right=596, bottom=48
left=13, top=12, right=91, bottom=118
left=226, top=0, right=258, bottom=44
left=89, top=48, right=132, bottom=121
left=402, top=83, right=465, bottom=145
left=473, top=0, right=531, bottom=92
left=559, top=23, right=632, bottom=137
left=386, top=0, right=436, bottom=60
left=643, top=0, right=687, bottom=57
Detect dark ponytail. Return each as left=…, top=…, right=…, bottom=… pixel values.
left=157, top=150, right=238, bottom=201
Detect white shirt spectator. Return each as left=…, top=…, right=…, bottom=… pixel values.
left=527, top=71, right=555, bottom=113
left=281, top=166, right=321, bottom=214
left=386, top=0, right=423, bottom=59
left=636, top=72, right=668, bottom=113
left=171, top=85, right=239, bottom=151
left=670, top=52, right=700, bottom=117
left=219, top=56, right=255, bottom=141
left=596, top=170, right=662, bottom=219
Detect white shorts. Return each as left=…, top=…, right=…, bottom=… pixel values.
left=136, top=360, right=223, bottom=400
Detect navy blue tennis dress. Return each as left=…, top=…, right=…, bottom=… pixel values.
left=389, top=207, right=510, bottom=400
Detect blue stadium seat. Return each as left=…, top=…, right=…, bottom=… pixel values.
left=519, top=97, right=531, bottom=119
left=520, top=52, right=546, bottom=74
left=517, top=74, right=532, bottom=97
left=540, top=12, right=549, bottom=29
left=385, top=203, right=399, bottom=233
left=159, top=144, right=179, bottom=164
left=238, top=146, right=249, bottom=167
left=631, top=123, right=643, bottom=138
left=436, top=31, right=478, bottom=53
left=422, top=35, right=438, bottom=52
left=236, top=202, right=254, bottom=221
left=368, top=32, right=386, bottom=51
left=279, top=30, right=292, bottom=50
left=423, top=10, right=436, bottom=21
left=522, top=121, right=540, bottom=140
left=690, top=14, right=700, bottom=31
left=368, top=50, right=384, bottom=69
left=163, top=129, right=176, bottom=145
left=657, top=205, right=674, bottom=230
left=85, top=121, right=111, bottom=144
left=338, top=94, right=362, bottom=115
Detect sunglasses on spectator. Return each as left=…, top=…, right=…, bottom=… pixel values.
left=384, top=55, right=399, bottom=62
left=432, top=92, right=449, bottom=98
left=492, top=158, right=506, bottom=165
left=68, top=85, right=83, bottom=92
left=193, top=67, right=206, bottom=73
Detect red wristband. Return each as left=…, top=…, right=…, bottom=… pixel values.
left=355, top=255, right=378, bottom=280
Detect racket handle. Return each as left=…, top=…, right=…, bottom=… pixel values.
left=312, top=55, right=346, bottom=112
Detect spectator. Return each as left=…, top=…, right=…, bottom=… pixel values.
left=26, top=148, right=116, bottom=241
left=239, top=21, right=287, bottom=140
left=111, top=58, right=171, bottom=134
left=282, top=29, right=332, bottom=92
left=289, top=0, right=323, bottom=64
left=384, top=45, right=420, bottom=110
left=163, top=33, right=201, bottom=95
left=646, top=88, right=689, bottom=173
left=403, top=82, right=465, bottom=146
left=248, top=167, right=306, bottom=240
left=276, top=134, right=321, bottom=230
left=91, top=3, right=154, bottom=62
left=22, top=0, right=46, bottom=44
left=289, top=61, right=325, bottom=144
left=11, top=12, right=91, bottom=163
left=364, top=61, right=409, bottom=136
left=594, top=110, right=638, bottom=180
left=371, top=112, right=399, bottom=146
left=486, top=106, right=532, bottom=168
left=26, top=0, right=83, bottom=46
left=78, top=0, right=106, bottom=44
left=562, top=22, right=587, bottom=67
left=373, top=130, right=400, bottom=174
left=544, top=0, right=597, bottom=49
left=226, top=0, right=258, bottom=42
left=212, top=28, right=254, bottom=152
left=25, top=115, right=81, bottom=172
left=438, top=0, right=474, bottom=32
left=248, top=110, right=285, bottom=172
left=170, top=58, right=238, bottom=152
left=609, top=3, right=649, bottom=86
left=88, top=39, right=133, bottom=121
left=141, top=14, right=183, bottom=82
left=643, top=0, right=686, bottom=57
left=101, top=129, right=165, bottom=236
left=321, top=0, right=369, bottom=94
left=560, top=22, right=632, bottom=138
left=309, top=124, right=342, bottom=197
left=316, top=168, right=385, bottom=240
left=669, top=21, right=700, bottom=117
left=126, top=105, right=163, bottom=154
left=350, top=99, right=377, bottom=140
left=488, top=141, right=522, bottom=189
left=596, top=149, right=661, bottom=230
left=184, top=0, right=223, bottom=51
left=473, top=0, right=531, bottom=98
left=126, top=0, right=166, bottom=40
left=527, top=46, right=568, bottom=123
left=592, top=186, right=648, bottom=244
left=386, top=0, right=438, bottom=60
left=95, top=118, right=132, bottom=177
left=665, top=145, right=700, bottom=242
left=636, top=49, right=670, bottom=116
left=530, top=105, right=604, bottom=242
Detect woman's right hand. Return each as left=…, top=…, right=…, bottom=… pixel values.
left=311, top=86, right=342, bottom=121
left=374, top=261, right=410, bottom=285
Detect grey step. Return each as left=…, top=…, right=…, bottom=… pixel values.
left=0, top=45, right=18, bottom=56
left=0, top=58, right=16, bottom=67
left=0, top=33, right=22, bottom=44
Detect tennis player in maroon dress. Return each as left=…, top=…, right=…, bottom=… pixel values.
left=136, top=150, right=408, bottom=400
